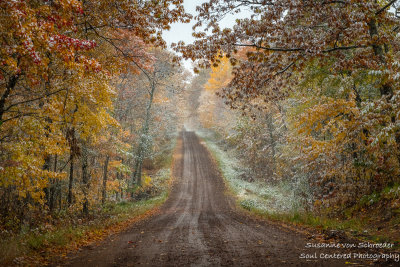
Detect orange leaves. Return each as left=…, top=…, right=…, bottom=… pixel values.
left=293, top=95, right=360, bottom=169
left=296, top=96, right=358, bottom=137
left=110, top=29, right=155, bottom=74
left=205, top=55, right=233, bottom=92
left=109, top=160, right=122, bottom=169
left=154, top=96, right=170, bottom=104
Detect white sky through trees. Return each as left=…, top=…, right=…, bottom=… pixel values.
left=162, top=0, right=251, bottom=72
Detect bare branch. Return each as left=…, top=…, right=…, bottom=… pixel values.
left=234, top=43, right=304, bottom=52
left=234, top=43, right=366, bottom=53
left=322, top=45, right=367, bottom=52
left=87, top=22, right=153, bottom=83
left=4, top=88, right=67, bottom=113
left=376, top=0, right=398, bottom=15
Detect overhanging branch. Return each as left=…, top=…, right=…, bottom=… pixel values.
left=234, top=43, right=366, bottom=53
left=376, top=0, right=398, bottom=15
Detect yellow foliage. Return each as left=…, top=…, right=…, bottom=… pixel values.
left=107, top=180, right=121, bottom=192
left=142, top=174, right=152, bottom=189
left=109, top=160, right=122, bottom=168
left=205, top=55, right=232, bottom=91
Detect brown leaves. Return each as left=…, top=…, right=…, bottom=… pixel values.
left=176, top=0, right=398, bottom=113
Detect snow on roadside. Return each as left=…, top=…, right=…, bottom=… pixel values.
left=196, top=129, right=300, bottom=215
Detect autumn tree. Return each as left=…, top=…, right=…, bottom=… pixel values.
left=132, top=49, right=185, bottom=187
left=199, top=55, right=235, bottom=132
left=178, top=0, right=400, bottom=211
left=0, top=0, right=190, bottom=226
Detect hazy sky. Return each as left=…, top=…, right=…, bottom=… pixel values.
left=162, top=0, right=206, bottom=48
left=162, top=0, right=250, bottom=71
left=162, top=0, right=207, bottom=71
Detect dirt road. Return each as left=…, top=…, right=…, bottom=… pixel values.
left=59, top=131, right=385, bottom=266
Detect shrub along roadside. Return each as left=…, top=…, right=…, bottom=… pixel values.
left=198, top=129, right=400, bottom=250
left=9, top=196, right=167, bottom=266
left=0, top=137, right=179, bottom=266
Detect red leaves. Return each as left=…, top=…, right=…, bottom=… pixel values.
left=49, top=35, right=97, bottom=51
left=23, top=39, right=42, bottom=64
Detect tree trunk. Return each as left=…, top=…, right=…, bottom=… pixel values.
left=67, top=152, right=74, bottom=206
left=81, top=144, right=90, bottom=215
left=132, top=80, right=156, bottom=187
left=102, top=155, right=110, bottom=205
left=49, top=155, right=57, bottom=212
left=43, top=155, right=51, bottom=206
left=0, top=75, right=18, bottom=123
left=266, top=113, right=276, bottom=179
left=58, top=182, right=62, bottom=211
left=368, top=19, right=387, bottom=66
left=67, top=127, right=77, bottom=207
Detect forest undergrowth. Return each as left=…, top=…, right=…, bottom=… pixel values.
left=0, top=139, right=177, bottom=266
